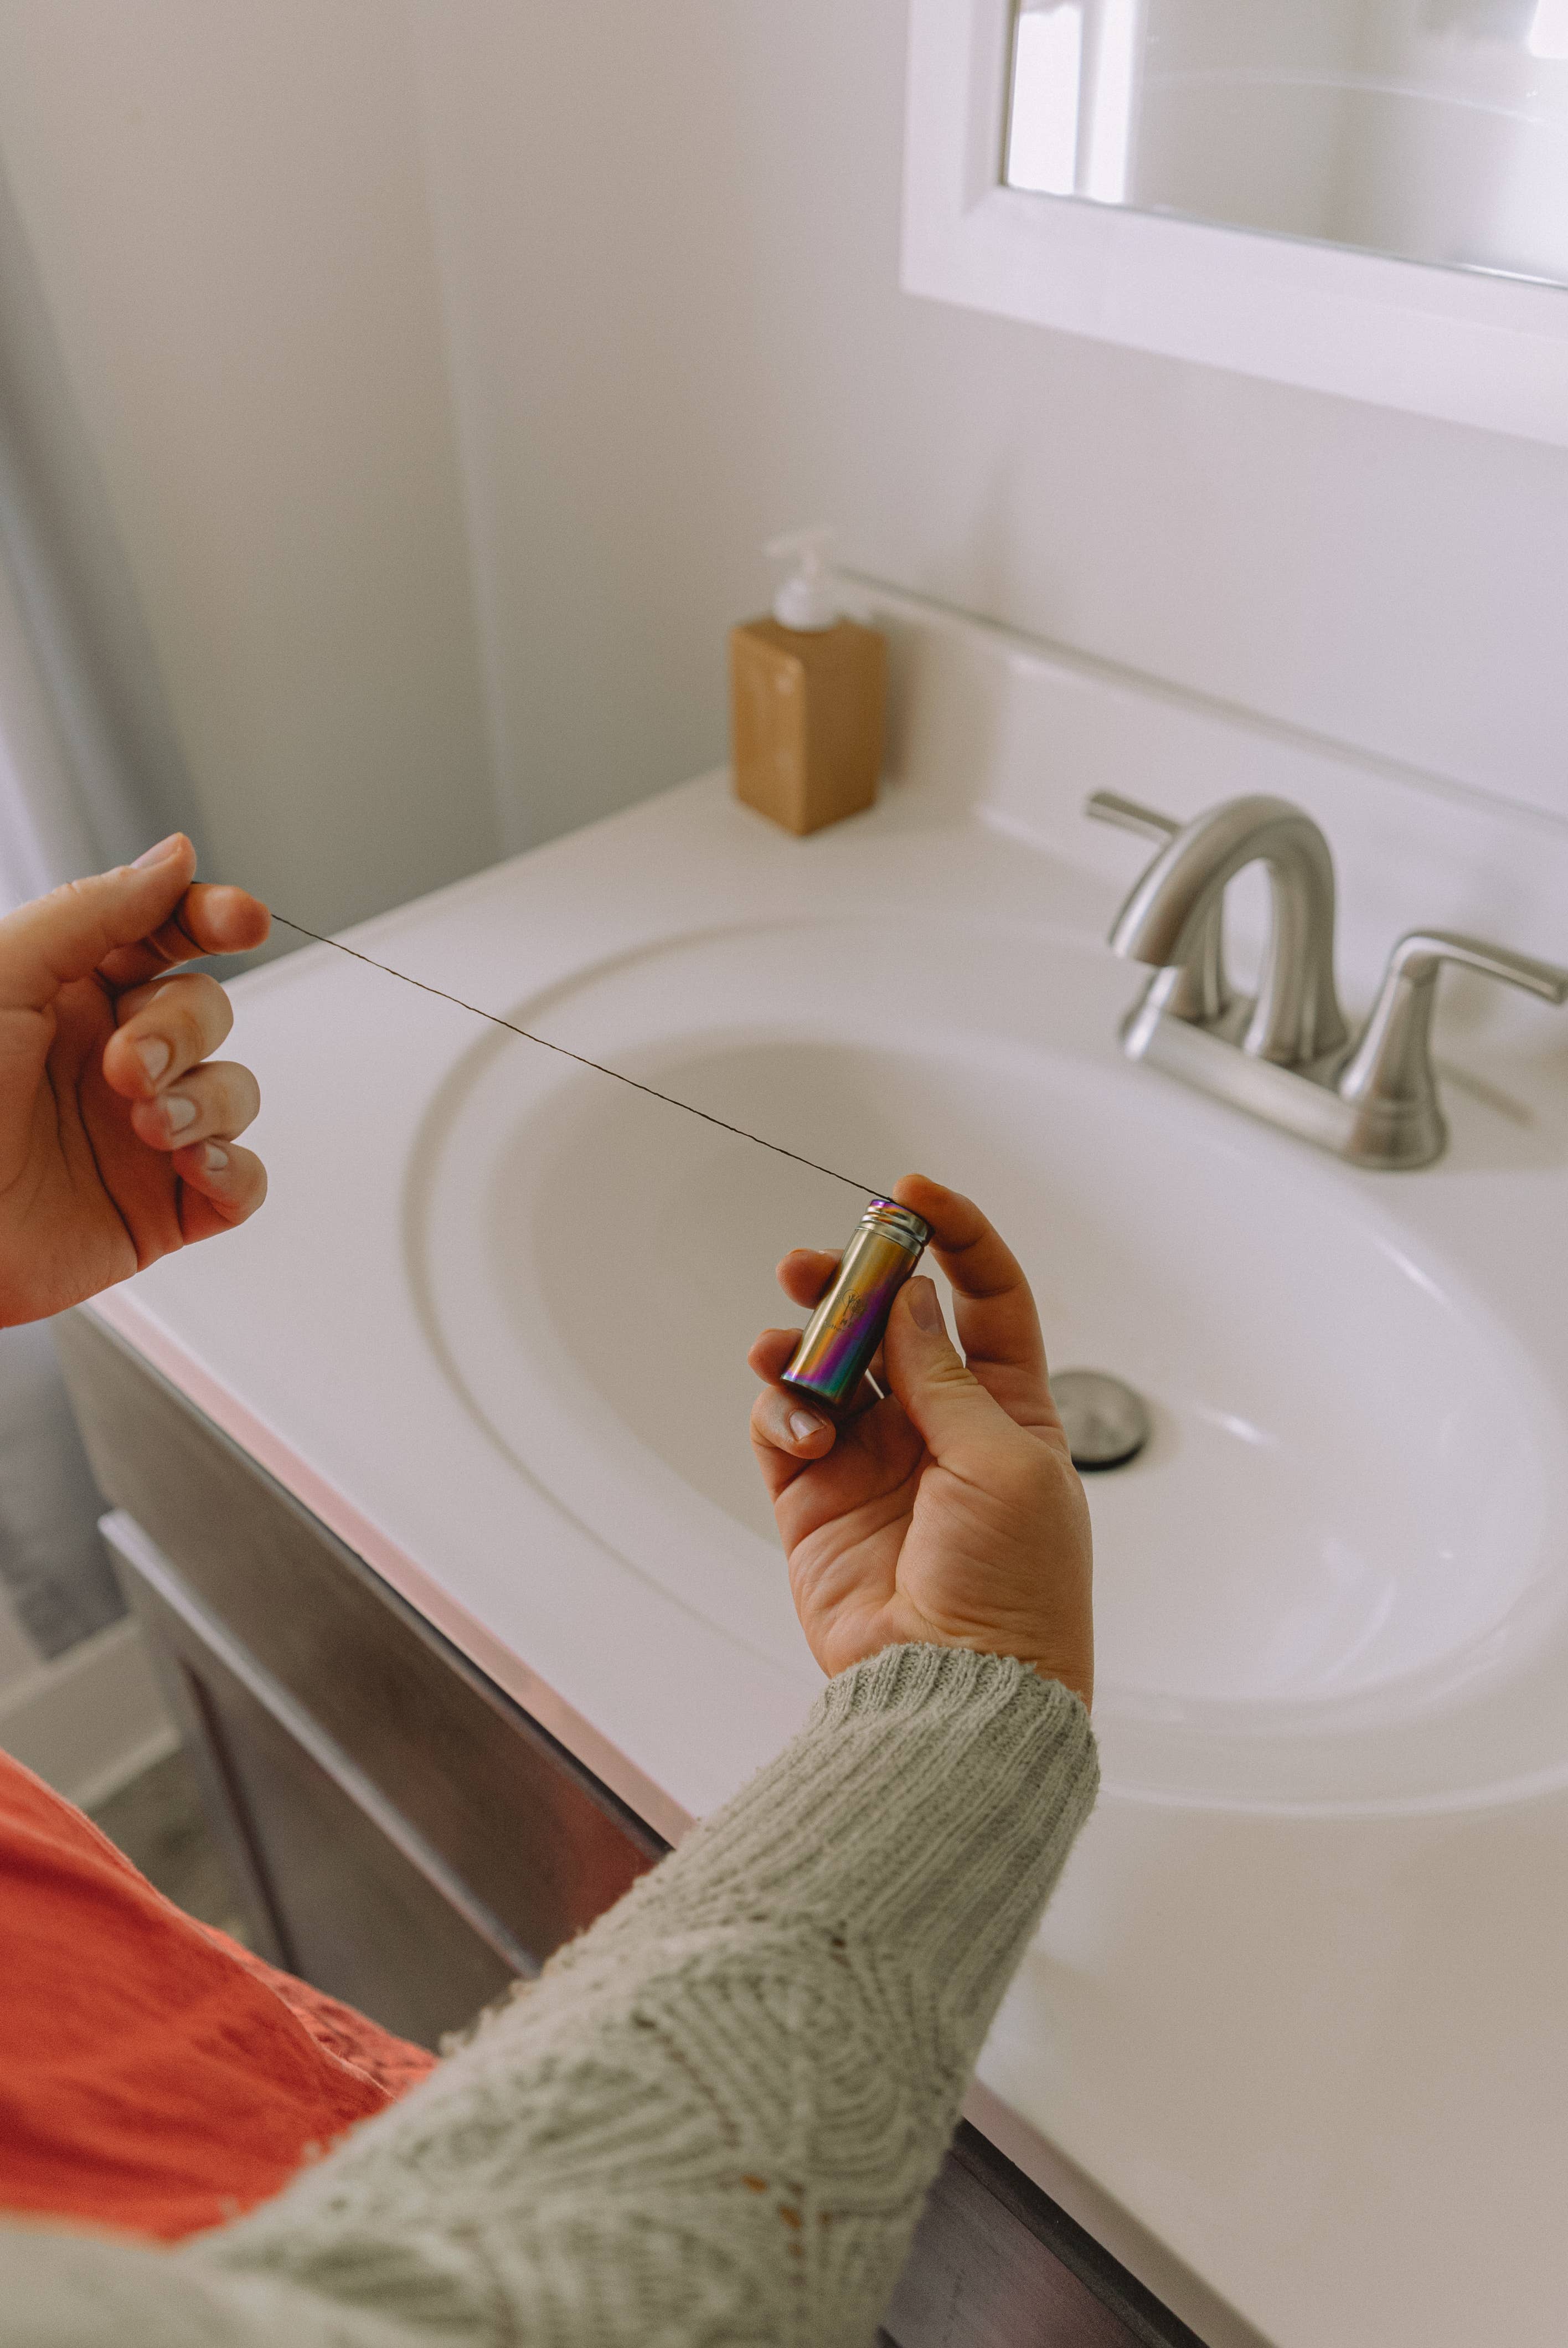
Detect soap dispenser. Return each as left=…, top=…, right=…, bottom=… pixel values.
left=729, top=528, right=886, bottom=836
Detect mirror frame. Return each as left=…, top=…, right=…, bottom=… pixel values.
left=902, top=0, right=1568, bottom=445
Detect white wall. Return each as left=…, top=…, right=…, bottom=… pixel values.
left=0, top=0, right=497, bottom=931
left=0, top=0, right=1565, bottom=925
left=412, top=0, right=1568, bottom=841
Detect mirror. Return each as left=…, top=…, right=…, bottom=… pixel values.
left=1004, top=0, right=1568, bottom=286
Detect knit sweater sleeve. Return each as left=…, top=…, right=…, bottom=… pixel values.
left=4, top=1644, right=1097, bottom=2348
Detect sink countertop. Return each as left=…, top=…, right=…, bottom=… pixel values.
left=87, top=587, right=1568, bottom=2348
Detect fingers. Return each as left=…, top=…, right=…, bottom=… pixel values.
left=891, top=1173, right=1054, bottom=1428
left=750, top=1331, right=851, bottom=1458
left=102, top=972, right=235, bottom=1100
left=750, top=1369, right=838, bottom=1501
left=172, top=1139, right=268, bottom=1242
left=101, top=958, right=262, bottom=1190
left=776, top=1246, right=839, bottom=1310
left=751, top=1320, right=881, bottom=1419
left=127, top=1059, right=261, bottom=1154
left=749, top=1326, right=804, bottom=1384
left=0, top=835, right=198, bottom=1014
left=751, top=1379, right=837, bottom=1460
left=96, top=878, right=271, bottom=993
left=0, top=835, right=271, bottom=1022
left=768, top=1184, right=1054, bottom=1439
left=879, top=1275, right=1021, bottom=1470
left=751, top=1191, right=1048, bottom=1502
left=173, top=882, right=271, bottom=956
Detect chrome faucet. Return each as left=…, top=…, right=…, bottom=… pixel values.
left=1088, top=790, right=1568, bottom=1170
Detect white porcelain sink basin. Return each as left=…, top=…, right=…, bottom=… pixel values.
left=415, top=917, right=1568, bottom=1814
left=99, top=595, right=1568, bottom=2344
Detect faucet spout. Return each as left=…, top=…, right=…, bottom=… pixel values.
left=1109, top=794, right=1347, bottom=1064
left=1091, top=787, right=1566, bottom=1169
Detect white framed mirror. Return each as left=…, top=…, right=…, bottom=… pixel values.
left=902, top=0, right=1568, bottom=442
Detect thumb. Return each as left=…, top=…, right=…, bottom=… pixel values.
left=0, top=835, right=197, bottom=1013
left=882, top=1276, right=1012, bottom=1467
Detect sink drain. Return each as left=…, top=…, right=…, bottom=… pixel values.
left=1052, top=1370, right=1151, bottom=1471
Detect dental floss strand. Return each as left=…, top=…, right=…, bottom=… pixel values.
left=267, top=914, right=885, bottom=1200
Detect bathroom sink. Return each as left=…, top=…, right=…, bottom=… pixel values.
left=96, top=595, right=1568, bottom=2344
left=414, top=916, right=1568, bottom=1815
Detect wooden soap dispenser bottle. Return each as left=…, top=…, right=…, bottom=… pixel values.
left=730, top=527, right=886, bottom=836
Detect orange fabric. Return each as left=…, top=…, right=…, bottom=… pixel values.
left=0, top=1749, right=436, bottom=2241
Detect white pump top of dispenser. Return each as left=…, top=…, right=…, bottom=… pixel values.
left=765, top=526, right=840, bottom=632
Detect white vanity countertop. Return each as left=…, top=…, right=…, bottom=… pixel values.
left=86, top=589, right=1568, bottom=2348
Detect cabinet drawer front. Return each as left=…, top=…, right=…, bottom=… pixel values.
left=59, top=1310, right=663, bottom=1970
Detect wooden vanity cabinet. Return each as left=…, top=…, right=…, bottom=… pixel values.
left=55, top=1309, right=663, bottom=2045
left=57, top=1307, right=1204, bottom=2348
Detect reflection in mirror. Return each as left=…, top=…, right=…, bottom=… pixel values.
left=1004, top=0, right=1568, bottom=285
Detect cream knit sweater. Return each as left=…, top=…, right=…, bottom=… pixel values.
left=3, top=1643, right=1097, bottom=2347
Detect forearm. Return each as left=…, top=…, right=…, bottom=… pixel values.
left=199, top=1645, right=1096, bottom=2345
left=3, top=1647, right=1096, bottom=2348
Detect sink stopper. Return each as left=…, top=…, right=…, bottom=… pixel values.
left=1053, top=1371, right=1152, bottom=1471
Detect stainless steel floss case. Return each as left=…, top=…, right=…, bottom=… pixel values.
left=781, top=1199, right=932, bottom=1409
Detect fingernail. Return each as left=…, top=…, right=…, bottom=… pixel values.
left=133, top=832, right=185, bottom=869
left=135, top=1039, right=171, bottom=1084
left=163, top=1094, right=197, bottom=1133
left=788, top=1408, right=824, bottom=1442
left=907, top=1278, right=941, bottom=1332
left=202, top=1142, right=229, bottom=1172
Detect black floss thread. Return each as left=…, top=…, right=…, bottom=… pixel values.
left=268, top=914, right=884, bottom=1201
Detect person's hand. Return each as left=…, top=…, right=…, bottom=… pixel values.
left=749, top=1175, right=1094, bottom=1707
left=0, top=833, right=270, bottom=1327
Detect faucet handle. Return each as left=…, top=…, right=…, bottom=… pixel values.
left=1338, top=929, right=1568, bottom=1167
left=1377, top=931, right=1568, bottom=1005
left=1084, top=791, right=1230, bottom=1024
left=1085, top=790, right=1180, bottom=845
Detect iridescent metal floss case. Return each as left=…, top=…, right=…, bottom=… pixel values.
left=782, top=1199, right=933, bottom=1409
